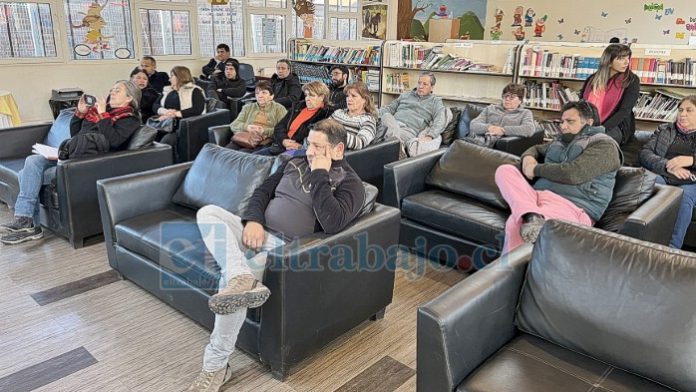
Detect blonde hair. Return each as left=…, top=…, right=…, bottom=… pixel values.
left=170, top=66, right=193, bottom=87
left=302, top=80, right=330, bottom=106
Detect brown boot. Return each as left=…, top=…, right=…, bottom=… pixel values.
left=187, top=364, right=232, bottom=392
left=208, top=273, right=270, bottom=315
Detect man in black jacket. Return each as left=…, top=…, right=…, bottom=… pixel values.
left=270, top=59, right=303, bottom=109
left=187, top=118, right=365, bottom=392
left=202, top=43, right=232, bottom=79
left=329, top=64, right=349, bottom=110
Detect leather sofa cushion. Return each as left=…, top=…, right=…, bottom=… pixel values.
left=441, top=107, right=461, bottom=146
left=172, top=144, right=277, bottom=213
left=426, top=140, right=519, bottom=210
left=126, top=125, right=158, bottom=150
left=596, top=167, right=656, bottom=232
left=516, top=220, right=696, bottom=392
left=402, top=190, right=506, bottom=246
left=458, top=334, right=674, bottom=392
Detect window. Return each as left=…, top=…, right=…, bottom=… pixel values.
left=0, top=2, right=57, bottom=59
left=329, top=16, right=356, bottom=40
left=139, top=8, right=191, bottom=55
left=328, top=0, right=357, bottom=13
left=64, top=0, right=135, bottom=60
left=197, top=0, right=244, bottom=57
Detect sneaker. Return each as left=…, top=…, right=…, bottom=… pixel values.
left=187, top=364, right=232, bottom=392
left=1, top=226, right=44, bottom=245
left=0, top=216, right=34, bottom=234
left=520, top=213, right=545, bottom=244
left=208, top=273, right=270, bottom=315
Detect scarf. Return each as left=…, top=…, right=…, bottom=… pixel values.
left=81, top=105, right=135, bottom=124
left=583, top=74, right=626, bottom=124
left=676, top=121, right=696, bottom=134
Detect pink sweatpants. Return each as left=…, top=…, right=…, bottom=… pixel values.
left=495, top=164, right=593, bottom=253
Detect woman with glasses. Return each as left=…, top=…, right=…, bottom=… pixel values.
left=579, top=43, right=640, bottom=145
left=469, top=83, right=536, bottom=141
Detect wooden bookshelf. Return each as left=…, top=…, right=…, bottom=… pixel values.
left=288, top=38, right=384, bottom=105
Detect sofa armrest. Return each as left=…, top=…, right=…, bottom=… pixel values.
left=417, top=244, right=533, bottom=392
left=0, top=123, right=51, bottom=158
left=208, top=125, right=232, bottom=147
left=345, top=137, right=400, bottom=194
left=177, top=109, right=231, bottom=162
left=619, top=183, right=683, bottom=245
left=97, top=160, right=190, bottom=267
left=382, top=148, right=445, bottom=208
left=259, top=204, right=401, bottom=377
left=493, top=130, right=545, bottom=156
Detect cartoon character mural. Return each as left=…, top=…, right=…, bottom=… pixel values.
left=71, top=0, right=111, bottom=52
left=293, top=0, right=316, bottom=38
left=524, top=8, right=535, bottom=27
left=494, top=8, right=504, bottom=24
left=511, top=6, right=523, bottom=27
left=534, top=15, right=548, bottom=37
left=513, top=25, right=525, bottom=41
left=490, top=25, right=502, bottom=40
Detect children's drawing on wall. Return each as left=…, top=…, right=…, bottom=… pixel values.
left=533, top=15, right=547, bottom=37
left=513, top=25, right=525, bottom=40
left=490, top=25, right=502, bottom=40
left=525, top=8, right=535, bottom=27
left=361, top=3, right=387, bottom=40
left=511, top=6, right=523, bottom=26
left=71, top=0, right=111, bottom=54
left=292, top=0, right=316, bottom=38
left=397, top=0, right=486, bottom=41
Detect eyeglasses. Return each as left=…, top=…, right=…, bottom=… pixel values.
left=502, top=94, right=519, bottom=100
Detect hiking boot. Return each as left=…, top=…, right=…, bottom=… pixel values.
left=520, top=213, right=545, bottom=244
left=0, top=216, right=34, bottom=234
left=187, top=364, right=233, bottom=392
left=208, top=273, right=270, bottom=315
left=1, top=226, right=43, bottom=245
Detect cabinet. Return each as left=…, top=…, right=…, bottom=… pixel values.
left=288, top=38, right=384, bottom=105
left=380, top=40, right=521, bottom=107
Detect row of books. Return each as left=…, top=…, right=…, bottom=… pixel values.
left=292, top=43, right=381, bottom=66
left=522, top=80, right=580, bottom=111
left=354, top=68, right=380, bottom=92
left=630, top=57, right=696, bottom=86
left=537, top=119, right=563, bottom=139
left=633, top=89, right=684, bottom=121
left=519, top=48, right=600, bottom=80
left=384, top=72, right=411, bottom=93
left=384, top=42, right=510, bottom=74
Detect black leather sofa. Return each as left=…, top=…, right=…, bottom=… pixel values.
left=208, top=125, right=400, bottom=201
left=0, top=121, right=172, bottom=248
left=418, top=220, right=696, bottom=392
left=383, top=141, right=683, bottom=268
left=96, top=144, right=401, bottom=378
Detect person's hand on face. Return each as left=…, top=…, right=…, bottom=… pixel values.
left=95, top=96, right=107, bottom=114
left=310, top=144, right=332, bottom=172
left=242, top=221, right=266, bottom=251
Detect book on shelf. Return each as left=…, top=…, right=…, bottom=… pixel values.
left=537, top=119, right=562, bottom=139
left=519, top=48, right=599, bottom=79
left=633, top=88, right=685, bottom=122
left=32, top=143, right=59, bottom=160
left=384, top=72, right=411, bottom=93
left=291, top=42, right=381, bottom=66
left=385, top=41, right=506, bottom=74
left=522, top=80, right=579, bottom=110
left=630, top=57, right=695, bottom=86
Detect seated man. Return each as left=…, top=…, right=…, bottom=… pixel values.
left=206, top=59, right=246, bottom=108
left=188, top=118, right=365, bottom=392
left=202, top=43, right=233, bottom=79
left=140, top=56, right=170, bottom=94
left=495, top=100, right=622, bottom=253
left=468, top=82, right=536, bottom=146
left=328, top=65, right=349, bottom=110
left=271, top=59, right=303, bottom=109
left=378, top=72, right=447, bottom=158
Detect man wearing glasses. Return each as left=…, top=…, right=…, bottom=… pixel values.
left=329, top=65, right=349, bottom=110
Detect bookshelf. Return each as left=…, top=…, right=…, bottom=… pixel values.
left=288, top=38, right=384, bottom=105
left=380, top=40, right=521, bottom=107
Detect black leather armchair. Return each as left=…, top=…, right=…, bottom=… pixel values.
left=383, top=141, right=683, bottom=267
left=0, top=122, right=173, bottom=248
left=208, top=125, right=400, bottom=201
left=96, top=144, right=400, bottom=378
left=418, top=220, right=696, bottom=392
left=174, top=107, right=231, bottom=163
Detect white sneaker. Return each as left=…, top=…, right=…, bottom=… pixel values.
left=187, top=364, right=233, bottom=392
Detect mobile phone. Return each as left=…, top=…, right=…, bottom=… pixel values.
left=83, top=94, right=96, bottom=106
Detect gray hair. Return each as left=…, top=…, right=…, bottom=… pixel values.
left=115, top=79, right=141, bottom=111
left=419, top=71, right=436, bottom=86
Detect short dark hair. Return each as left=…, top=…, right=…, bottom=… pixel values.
left=562, top=100, right=598, bottom=122
left=142, top=56, right=156, bottom=65
left=130, top=67, right=147, bottom=78
left=217, top=43, right=230, bottom=52
left=330, top=65, right=349, bottom=76
left=609, top=37, right=620, bottom=43
left=255, top=80, right=273, bottom=95
left=276, top=59, right=292, bottom=70
left=502, top=83, right=525, bottom=98
left=311, top=118, right=347, bottom=146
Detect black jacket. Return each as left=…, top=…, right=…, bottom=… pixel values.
left=148, top=72, right=170, bottom=94
left=271, top=73, right=303, bottom=109
left=580, top=73, right=640, bottom=145
left=329, top=84, right=348, bottom=110
left=242, top=157, right=365, bottom=235
left=140, top=86, right=160, bottom=122
left=206, top=74, right=246, bottom=104
left=202, top=58, right=225, bottom=77
left=69, top=109, right=140, bottom=151
left=273, top=101, right=334, bottom=149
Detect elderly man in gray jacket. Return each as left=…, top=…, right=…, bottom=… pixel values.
left=379, top=72, right=447, bottom=157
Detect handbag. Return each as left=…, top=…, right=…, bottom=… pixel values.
left=232, top=131, right=271, bottom=149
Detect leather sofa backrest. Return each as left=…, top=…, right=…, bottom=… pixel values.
left=426, top=140, right=519, bottom=209
left=596, top=166, right=656, bottom=232
left=172, top=143, right=278, bottom=214
left=516, top=220, right=696, bottom=392
left=358, top=182, right=378, bottom=218
left=457, top=103, right=487, bottom=139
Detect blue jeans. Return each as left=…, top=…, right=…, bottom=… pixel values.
left=15, top=155, right=56, bottom=224
left=656, top=176, right=696, bottom=248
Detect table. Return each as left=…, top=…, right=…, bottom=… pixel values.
left=0, top=90, right=21, bottom=128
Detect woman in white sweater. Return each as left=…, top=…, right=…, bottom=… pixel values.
left=330, top=81, right=377, bottom=150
